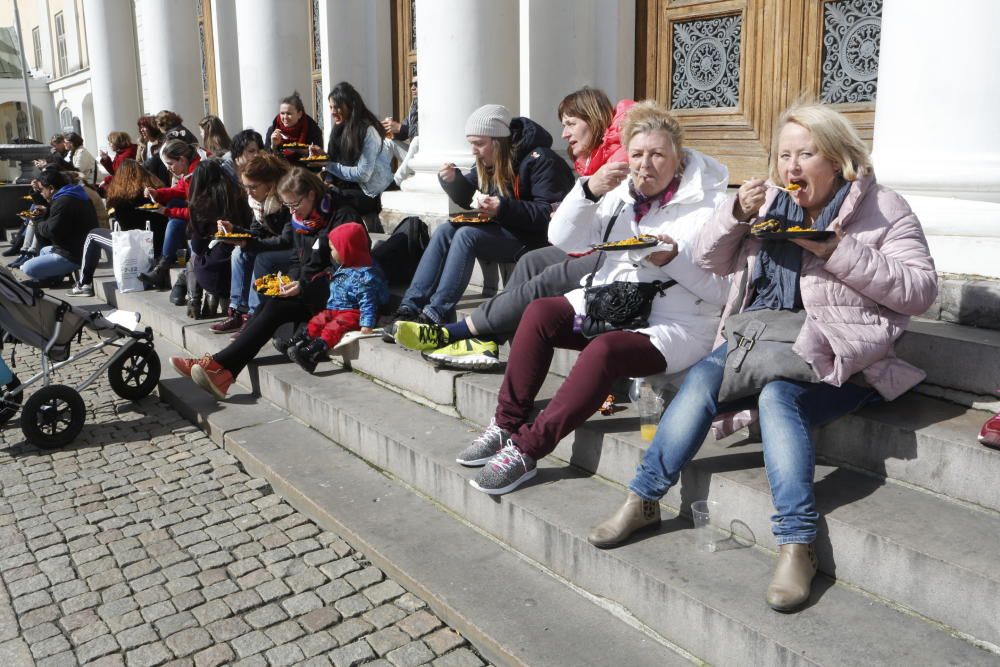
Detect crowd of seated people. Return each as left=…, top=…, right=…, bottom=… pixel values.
left=16, top=77, right=1000, bottom=616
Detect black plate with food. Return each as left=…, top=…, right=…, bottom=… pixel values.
left=753, top=230, right=835, bottom=241
left=591, top=235, right=660, bottom=251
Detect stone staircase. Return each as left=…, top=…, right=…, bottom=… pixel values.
left=15, top=238, right=1000, bottom=664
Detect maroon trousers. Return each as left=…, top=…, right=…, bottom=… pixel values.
left=496, top=297, right=667, bottom=460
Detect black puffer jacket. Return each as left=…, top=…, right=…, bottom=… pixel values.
left=438, top=117, right=574, bottom=249
left=34, top=185, right=97, bottom=264
left=284, top=198, right=362, bottom=313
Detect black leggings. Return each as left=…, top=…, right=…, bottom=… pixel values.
left=213, top=296, right=313, bottom=374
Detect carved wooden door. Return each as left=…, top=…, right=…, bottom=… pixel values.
left=638, top=0, right=882, bottom=185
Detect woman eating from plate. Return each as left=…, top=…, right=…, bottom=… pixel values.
left=267, top=92, right=324, bottom=164
left=589, top=102, right=937, bottom=614
left=459, top=100, right=730, bottom=496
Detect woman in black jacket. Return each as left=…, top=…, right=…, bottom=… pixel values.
left=211, top=152, right=293, bottom=334
left=170, top=167, right=361, bottom=399
left=21, top=169, right=97, bottom=285
left=386, top=104, right=575, bottom=332
left=185, top=160, right=252, bottom=318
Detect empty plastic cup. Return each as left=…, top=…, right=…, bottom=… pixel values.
left=691, top=500, right=719, bottom=553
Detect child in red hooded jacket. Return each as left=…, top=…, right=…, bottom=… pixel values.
left=287, top=222, right=389, bottom=373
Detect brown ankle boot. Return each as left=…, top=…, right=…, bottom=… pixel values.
left=766, top=543, right=818, bottom=612
left=588, top=491, right=660, bottom=549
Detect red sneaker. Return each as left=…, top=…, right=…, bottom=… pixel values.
left=169, top=355, right=213, bottom=378
left=978, top=411, right=1000, bottom=450
left=191, top=359, right=234, bottom=399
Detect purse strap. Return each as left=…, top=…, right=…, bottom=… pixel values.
left=602, top=201, right=627, bottom=242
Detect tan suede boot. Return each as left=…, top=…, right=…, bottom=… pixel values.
left=588, top=491, right=660, bottom=548
left=766, top=543, right=818, bottom=612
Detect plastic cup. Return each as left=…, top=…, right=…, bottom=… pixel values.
left=175, top=249, right=187, bottom=268
left=639, top=413, right=659, bottom=442
left=691, top=500, right=719, bottom=553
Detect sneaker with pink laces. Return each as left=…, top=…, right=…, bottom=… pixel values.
left=191, top=360, right=235, bottom=399
left=978, top=410, right=1000, bottom=450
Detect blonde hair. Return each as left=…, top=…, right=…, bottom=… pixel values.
left=277, top=166, right=325, bottom=204
left=769, top=102, right=872, bottom=184
left=621, top=100, right=683, bottom=158
left=476, top=137, right=516, bottom=198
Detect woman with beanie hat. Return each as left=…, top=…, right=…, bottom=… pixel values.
left=384, top=103, right=575, bottom=338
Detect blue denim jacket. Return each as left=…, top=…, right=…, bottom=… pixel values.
left=324, top=126, right=393, bottom=198
left=326, top=264, right=390, bottom=329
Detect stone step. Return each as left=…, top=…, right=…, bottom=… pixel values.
left=216, top=351, right=995, bottom=664
left=89, top=278, right=1000, bottom=660
left=149, top=337, right=691, bottom=667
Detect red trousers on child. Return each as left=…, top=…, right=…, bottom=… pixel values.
left=306, top=308, right=361, bottom=347
left=496, top=297, right=666, bottom=460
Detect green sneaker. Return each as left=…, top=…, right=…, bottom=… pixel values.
left=394, top=321, right=449, bottom=351
left=422, top=338, right=501, bottom=370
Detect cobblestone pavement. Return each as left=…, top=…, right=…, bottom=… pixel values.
left=0, top=333, right=486, bottom=667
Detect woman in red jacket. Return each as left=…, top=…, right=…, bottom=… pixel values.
left=138, top=139, right=202, bottom=288
left=99, top=131, right=138, bottom=193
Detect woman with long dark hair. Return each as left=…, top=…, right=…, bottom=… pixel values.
left=310, top=81, right=392, bottom=218
left=185, top=159, right=253, bottom=318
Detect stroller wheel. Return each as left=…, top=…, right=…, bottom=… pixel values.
left=0, top=375, right=22, bottom=425
left=109, top=342, right=161, bottom=401
left=20, top=384, right=86, bottom=449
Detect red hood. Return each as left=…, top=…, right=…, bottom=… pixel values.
left=575, top=99, right=635, bottom=176
left=328, top=222, right=371, bottom=268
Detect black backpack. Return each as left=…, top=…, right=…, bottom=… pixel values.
left=372, top=216, right=430, bottom=285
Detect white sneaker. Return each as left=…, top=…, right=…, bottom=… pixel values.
left=67, top=283, right=94, bottom=297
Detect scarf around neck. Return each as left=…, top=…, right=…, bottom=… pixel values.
left=628, top=175, right=681, bottom=225
left=748, top=179, right=853, bottom=311
left=275, top=114, right=308, bottom=144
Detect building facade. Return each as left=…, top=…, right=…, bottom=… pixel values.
left=1, top=0, right=997, bottom=278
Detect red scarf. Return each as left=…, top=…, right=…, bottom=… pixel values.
left=291, top=208, right=325, bottom=234
left=274, top=114, right=309, bottom=144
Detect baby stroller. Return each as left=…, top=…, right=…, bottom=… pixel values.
left=0, top=265, right=161, bottom=448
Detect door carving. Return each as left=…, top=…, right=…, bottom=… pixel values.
left=639, top=0, right=882, bottom=184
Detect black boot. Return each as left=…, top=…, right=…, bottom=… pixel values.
left=288, top=338, right=328, bottom=374
left=201, top=293, right=219, bottom=319
left=2, top=230, right=24, bottom=257
left=169, top=270, right=188, bottom=306
left=272, top=326, right=309, bottom=355
left=186, top=296, right=202, bottom=320
left=138, top=257, right=171, bottom=289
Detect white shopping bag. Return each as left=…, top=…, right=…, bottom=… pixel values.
left=111, top=222, right=154, bottom=293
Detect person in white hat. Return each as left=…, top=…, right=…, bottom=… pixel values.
left=384, top=104, right=576, bottom=355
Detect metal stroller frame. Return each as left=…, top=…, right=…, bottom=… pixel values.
left=0, top=265, right=161, bottom=448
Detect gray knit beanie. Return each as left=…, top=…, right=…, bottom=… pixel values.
left=464, top=104, right=512, bottom=138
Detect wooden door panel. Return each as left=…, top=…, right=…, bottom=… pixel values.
left=643, top=0, right=882, bottom=184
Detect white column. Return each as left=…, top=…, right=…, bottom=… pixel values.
left=82, top=0, right=141, bottom=145
left=234, top=0, right=311, bottom=135
left=139, top=0, right=203, bottom=129
left=872, top=0, right=1000, bottom=278
left=384, top=0, right=519, bottom=216
left=320, top=0, right=393, bottom=146
left=211, top=0, right=242, bottom=131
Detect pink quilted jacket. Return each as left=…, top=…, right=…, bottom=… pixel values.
left=694, top=171, right=938, bottom=403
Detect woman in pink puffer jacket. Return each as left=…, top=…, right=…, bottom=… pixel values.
left=588, top=103, right=937, bottom=613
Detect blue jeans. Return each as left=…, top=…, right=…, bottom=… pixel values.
left=21, top=246, right=80, bottom=281
left=401, top=223, right=526, bottom=323
left=161, top=218, right=186, bottom=264
left=629, top=344, right=880, bottom=545
left=230, top=247, right=293, bottom=314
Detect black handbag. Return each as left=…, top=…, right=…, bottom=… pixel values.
left=580, top=274, right=676, bottom=338
left=718, top=308, right=818, bottom=402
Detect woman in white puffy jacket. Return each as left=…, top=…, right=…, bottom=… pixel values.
left=457, top=101, right=730, bottom=496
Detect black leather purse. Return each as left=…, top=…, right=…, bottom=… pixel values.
left=581, top=278, right=675, bottom=338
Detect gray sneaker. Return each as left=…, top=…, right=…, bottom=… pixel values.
left=470, top=441, right=536, bottom=495
left=456, top=418, right=508, bottom=466
left=67, top=282, right=94, bottom=297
